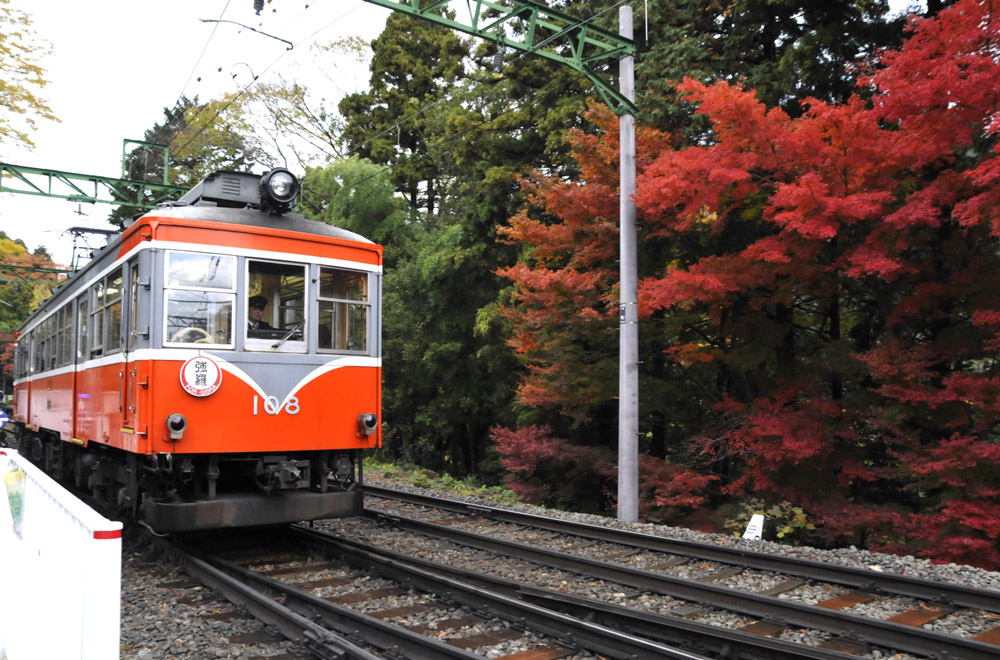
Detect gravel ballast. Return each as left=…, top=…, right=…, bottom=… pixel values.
left=118, top=475, right=1000, bottom=659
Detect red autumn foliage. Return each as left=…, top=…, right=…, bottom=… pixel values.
left=491, top=425, right=714, bottom=519
left=496, top=106, right=669, bottom=419
left=497, top=0, right=1000, bottom=568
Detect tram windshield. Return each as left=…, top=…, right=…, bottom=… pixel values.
left=164, top=252, right=235, bottom=347
left=246, top=260, right=306, bottom=351
left=161, top=252, right=372, bottom=354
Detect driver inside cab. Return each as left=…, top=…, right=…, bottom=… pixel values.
left=248, top=295, right=272, bottom=331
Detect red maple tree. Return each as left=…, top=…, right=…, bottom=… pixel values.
left=497, top=0, right=1000, bottom=567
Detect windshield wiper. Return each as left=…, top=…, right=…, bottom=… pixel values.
left=271, top=320, right=304, bottom=348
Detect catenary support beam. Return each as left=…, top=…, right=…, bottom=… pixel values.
left=360, top=0, right=637, bottom=116
left=0, top=162, right=186, bottom=210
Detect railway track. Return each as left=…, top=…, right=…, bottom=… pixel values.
left=150, top=527, right=711, bottom=659
left=144, top=485, right=1000, bottom=659
left=338, top=485, right=1000, bottom=659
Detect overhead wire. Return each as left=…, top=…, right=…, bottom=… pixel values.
left=177, top=0, right=232, bottom=103
left=170, top=2, right=369, bottom=159
left=330, top=0, right=631, bottom=192
left=143, top=0, right=324, bottom=154
left=132, top=0, right=234, bottom=175
left=127, top=0, right=759, bottom=182
left=161, top=0, right=632, bottom=194
left=137, top=0, right=234, bottom=151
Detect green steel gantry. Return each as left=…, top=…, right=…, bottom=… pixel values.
left=0, top=140, right=186, bottom=210
left=361, top=0, right=637, bottom=116
left=0, top=265, right=70, bottom=285
left=0, top=164, right=186, bottom=210
left=0, top=141, right=186, bottom=283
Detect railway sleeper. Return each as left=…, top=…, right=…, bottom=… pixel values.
left=225, top=544, right=594, bottom=659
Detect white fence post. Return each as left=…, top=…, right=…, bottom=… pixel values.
left=0, top=449, right=122, bottom=660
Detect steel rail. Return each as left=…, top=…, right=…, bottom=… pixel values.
left=146, top=533, right=379, bottom=660
left=179, top=541, right=484, bottom=659
left=363, top=506, right=1000, bottom=660
left=291, top=525, right=864, bottom=660
left=187, top=548, right=487, bottom=660
left=364, top=485, right=1000, bottom=613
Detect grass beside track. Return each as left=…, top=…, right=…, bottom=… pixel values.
left=363, top=459, right=519, bottom=506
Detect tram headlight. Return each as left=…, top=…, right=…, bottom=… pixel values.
left=166, top=413, right=187, bottom=440
left=357, top=413, right=378, bottom=436
left=259, top=168, right=299, bottom=215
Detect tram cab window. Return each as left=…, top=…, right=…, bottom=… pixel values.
left=164, top=252, right=235, bottom=347
left=107, top=270, right=123, bottom=353
left=317, top=267, right=368, bottom=353
left=246, top=260, right=306, bottom=351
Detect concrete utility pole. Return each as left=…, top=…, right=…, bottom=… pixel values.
left=617, top=5, right=639, bottom=523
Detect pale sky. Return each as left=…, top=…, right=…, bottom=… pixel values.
left=1, top=0, right=389, bottom=267
left=2, top=0, right=919, bottom=268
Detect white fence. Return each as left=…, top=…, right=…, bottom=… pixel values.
left=0, top=448, right=122, bottom=660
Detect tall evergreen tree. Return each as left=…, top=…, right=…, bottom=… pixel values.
left=338, top=11, right=469, bottom=214
left=631, top=0, right=905, bottom=129
left=333, top=6, right=613, bottom=477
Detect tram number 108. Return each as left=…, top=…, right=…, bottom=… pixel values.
left=252, top=395, right=301, bottom=416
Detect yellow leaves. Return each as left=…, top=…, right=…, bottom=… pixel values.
left=675, top=205, right=720, bottom=230
left=312, top=35, right=370, bottom=60
left=692, top=205, right=719, bottom=226
left=772, top=505, right=816, bottom=539
left=0, top=0, right=58, bottom=152
left=0, top=237, right=27, bottom=259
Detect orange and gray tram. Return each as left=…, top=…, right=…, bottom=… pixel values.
left=11, top=169, right=382, bottom=531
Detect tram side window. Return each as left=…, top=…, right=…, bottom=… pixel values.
left=77, top=297, right=88, bottom=359
left=29, top=330, right=36, bottom=373
left=14, top=336, right=29, bottom=379
left=57, top=306, right=73, bottom=367
left=38, top=309, right=67, bottom=370
left=246, top=260, right=306, bottom=348
left=40, top=316, right=55, bottom=371
left=35, top=321, right=45, bottom=372
left=23, top=333, right=34, bottom=376
left=90, top=278, right=105, bottom=356
left=35, top=314, right=62, bottom=371
left=164, top=251, right=235, bottom=346
left=89, top=268, right=123, bottom=356
left=317, top=267, right=368, bottom=353
left=33, top=323, right=45, bottom=372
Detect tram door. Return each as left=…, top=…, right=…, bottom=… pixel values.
left=122, top=261, right=141, bottom=431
